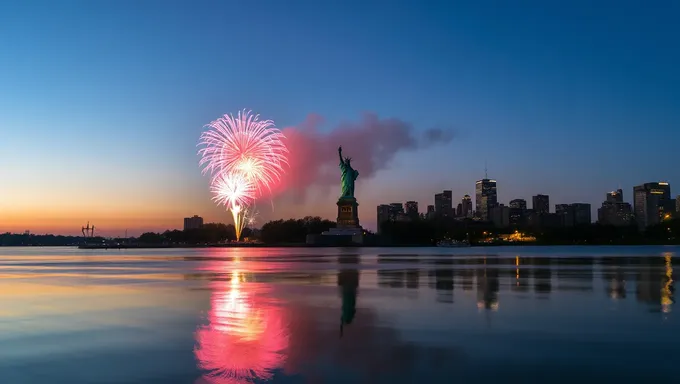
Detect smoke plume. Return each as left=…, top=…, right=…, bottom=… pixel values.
left=276, top=112, right=454, bottom=200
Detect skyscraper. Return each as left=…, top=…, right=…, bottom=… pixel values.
left=509, top=199, right=527, bottom=227
left=434, top=190, right=453, bottom=217
left=389, top=203, right=404, bottom=220
left=426, top=205, right=435, bottom=219
left=376, top=204, right=391, bottom=233
left=461, top=195, right=473, bottom=217
left=633, top=182, right=672, bottom=229
left=532, top=195, right=550, bottom=214
left=405, top=201, right=419, bottom=219
left=607, top=189, right=623, bottom=203
left=475, top=179, right=497, bottom=221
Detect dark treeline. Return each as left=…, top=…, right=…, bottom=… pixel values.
left=0, top=233, right=102, bottom=246
left=379, top=216, right=680, bottom=245
left=137, top=216, right=335, bottom=245
left=0, top=217, right=335, bottom=246
left=138, top=223, right=252, bottom=245
left=260, top=216, right=336, bottom=243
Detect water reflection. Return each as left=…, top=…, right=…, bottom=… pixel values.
left=194, top=268, right=289, bottom=384
left=338, top=255, right=359, bottom=336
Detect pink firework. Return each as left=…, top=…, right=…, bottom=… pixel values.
left=198, top=110, right=288, bottom=198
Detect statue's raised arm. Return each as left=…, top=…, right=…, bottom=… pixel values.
left=338, top=146, right=344, bottom=165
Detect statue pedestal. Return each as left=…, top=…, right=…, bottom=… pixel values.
left=308, top=197, right=364, bottom=245
left=335, top=197, right=360, bottom=228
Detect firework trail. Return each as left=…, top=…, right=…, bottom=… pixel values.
left=199, top=110, right=288, bottom=241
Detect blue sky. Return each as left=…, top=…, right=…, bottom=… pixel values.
left=0, top=0, right=678, bottom=234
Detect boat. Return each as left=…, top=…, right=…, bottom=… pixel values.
left=436, top=239, right=470, bottom=247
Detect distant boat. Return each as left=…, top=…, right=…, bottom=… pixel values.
left=436, top=239, right=471, bottom=248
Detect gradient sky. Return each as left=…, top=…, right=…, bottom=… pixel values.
left=1, top=0, right=679, bottom=236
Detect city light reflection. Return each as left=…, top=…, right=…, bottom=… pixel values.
left=661, top=254, right=674, bottom=313
left=194, top=268, right=289, bottom=384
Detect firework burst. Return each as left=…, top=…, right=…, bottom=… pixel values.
left=199, top=110, right=288, bottom=241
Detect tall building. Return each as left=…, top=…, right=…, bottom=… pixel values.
left=376, top=204, right=391, bottom=233
left=475, top=179, right=497, bottom=221
left=598, top=189, right=633, bottom=226
left=434, top=190, right=453, bottom=217
left=676, top=195, right=680, bottom=214
left=633, top=182, right=672, bottom=229
left=389, top=203, right=404, bottom=221
left=405, top=201, right=419, bottom=219
left=555, top=203, right=591, bottom=226
left=184, top=215, right=204, bottom=230
left=426, top=205, right=436, bottom=219
left=607, top=189, right=623, bottom=203
left=509, top=199, right=527, bottom=210
left=509, top=199, right=527, bottom=227
left=532, top=195, right=550, bottom=214
left=461, top=195, right=473, bottom=218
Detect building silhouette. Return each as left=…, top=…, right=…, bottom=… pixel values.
left=598, top=189, right=633, bottom=226
left=461, top=195, right=473, bottom=218
left=426, top=205, right=435, bottom=219
left=389, top=203, right=405, bottom=221
left=555, top=203, right=592, bottom=226
left=490, top=204, right=510, bottom=228
left=607, top=189, right=624, bottom=203
left=532, top=194, right=550, bottom=214
left=633, top=182, right=672, bottom=229
left=184, top=215, right=204, bottom=230
left=376, top=205, right=391, bottom=233
left=434, top=190, right=453, bottom=217
left=509, top=199, right=527, bottom=227
left=475, top=179, right=497, bottom=221
left=405, top=201, right=419, bottom=220
left=509, top=199, right=527, bottom=210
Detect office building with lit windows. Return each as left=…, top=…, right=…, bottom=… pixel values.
left=598, top=189, right=633, bottom=226
left=633, top=182, right=672, bottom=229
left=475, top=179, right=497, bottom=221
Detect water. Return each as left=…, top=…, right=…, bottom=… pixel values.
left=0, top=246, right=678, bottom=383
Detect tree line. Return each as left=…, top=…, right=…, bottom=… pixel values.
left=138, top=216, right=336, bottom=245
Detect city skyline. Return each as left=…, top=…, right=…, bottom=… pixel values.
left=1, top=1, right=679, bottom=236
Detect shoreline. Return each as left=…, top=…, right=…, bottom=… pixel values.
left=2, top=242, right=671, bottom=249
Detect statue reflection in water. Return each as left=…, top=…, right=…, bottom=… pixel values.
left=194, top=268, right=289, bottom=384
left=338, top=254, right=360, bottom=337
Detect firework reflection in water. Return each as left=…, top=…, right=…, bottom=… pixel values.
left=194, top=271, right=289, bottom=384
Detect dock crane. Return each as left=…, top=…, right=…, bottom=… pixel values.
left=82, top=222, right=95, bottom=238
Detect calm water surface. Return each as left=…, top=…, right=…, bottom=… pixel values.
left=1, top=246, right=678, bottom=383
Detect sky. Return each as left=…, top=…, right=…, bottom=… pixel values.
left=1, top=0, right=679, bottom=236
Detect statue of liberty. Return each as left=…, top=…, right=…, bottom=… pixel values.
left=338, top=146, right=359, bottom=198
